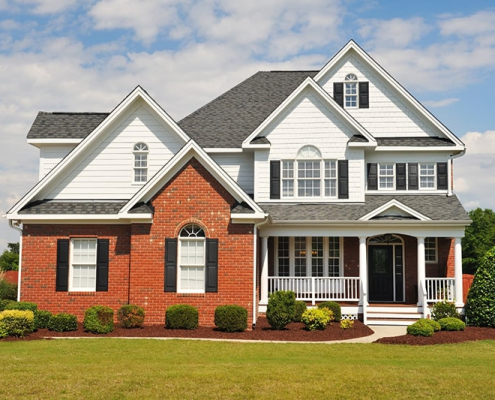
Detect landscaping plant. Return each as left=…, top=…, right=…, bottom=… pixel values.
left=84, top=306, right=114, bottom=334
left=0, top=299, right=14, bottom=312
left=318, top=301, right=341, bottom=321
left=430, top=300, right=460, bottom=321
left=34, top=310, right=52, bottom=330
left=438, top=317, right=466, bottom=331
left=0, top=309, right=35, bottom=337
left=214, top=305, right=248, bottom=332
left=465, top=246, right=495, bottom=327
left=0, top=279, right=17, bottom=301
left=4, top=301, right=37, bottom=313
left=117, top=305, right=145, bottom=329
left=340, top=319, right=354, bottom=330
left=165, top=304, right=198, bottom=329
left=266, top=290, right=296, bottom=330
left=425, top=319, right=441, bottom=332
left=301, top=308, right=332, bottom=331
left=47, top=313, right=78, bottom=332
left=406, top=319, right=435, bottom=337
left=293, top=300, right=307, bottom=322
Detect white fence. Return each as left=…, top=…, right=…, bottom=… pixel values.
left=426, top=278, right=455, bottom=302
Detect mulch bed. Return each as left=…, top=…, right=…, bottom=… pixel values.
left=375, top=326, right=495, bottom=345
left=1, top=316, right=373, bottom=342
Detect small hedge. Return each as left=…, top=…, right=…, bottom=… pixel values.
left=0, top=280, right=17, bottom=301
left=5, top=301, right=38, bottom=313
left=426, top=319, right=441, bottom=332
left=340, top=319, right=354, bottom=330
left=214, top=305, right=248, bottom=332
left=293, top=301, right=307, bottom=322
left=407, top=319, right=434, bottom=337
left=0, top=309, right=35, bottom=338
left=48, top=313, right=78, bottom=332
left=438, top=317, right=466, bottom=331
left=301, top=308, right=332, bottom=331
left=117, top=305, right=145, bottom=329
left=318, top=301, right=341, bottom=322
left=431, top=300, right=460, bottom=321
left=34, top=310, right=53, bottom=330
left=84, top=306, right=114, bottom=334
left=166, top=304, right=198, bottom=330
left=0, top=299, right=14, bottom=312
left=266, top=291, right=296, bottom=330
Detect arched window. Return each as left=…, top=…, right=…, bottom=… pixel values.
left=133, top=142, right=148, bottom=183
left=178, top=224, right=206, bottom=293
left=345, top=74, right=358, bottom=108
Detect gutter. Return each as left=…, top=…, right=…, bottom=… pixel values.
left=7, top=219, right=23, bottom=302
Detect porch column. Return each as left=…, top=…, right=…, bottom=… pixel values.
left=417, top=237, right=426, bottom=306
left=454, top=237, right=464, bottom=307
left=260, top=236, right=269, bottom=305
left=359, top=237, right=368, bottom=306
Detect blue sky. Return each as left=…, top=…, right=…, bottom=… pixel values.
left=1, top=0, right=495, bottom=249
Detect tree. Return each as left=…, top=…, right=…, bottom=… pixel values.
left=0, top=243, right=19, bottom=272
left=462, top=208, right=495, bottom=274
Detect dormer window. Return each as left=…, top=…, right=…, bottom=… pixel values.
left=345, top=74, right=358, bottom=108
left=333, top=75, right=369, bottom=109
left=133, top=142, right=148, bottom=183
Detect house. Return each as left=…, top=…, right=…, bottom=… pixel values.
left=6, top=40, right=471, bottom=326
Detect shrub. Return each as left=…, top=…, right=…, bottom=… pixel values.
left=425, top=319, right=441, bottom=332
left=0, top=280, right=17, bottom=300
left=407, top=319, right=434, bottom=337
left=0, top=309, right=35, bottom=337
left=293, top=301, right=307, bottom=322
left=165, top=304, right=198, bottom=330
left=0, top=299, right=14, bottom=312
left=214, top=305, right=248, bottom=332
left=83, top=306, right=114, bottom=334
left=340, top=319, right=354, bottom=330
left=465, top=247, right=495, bottom=327
left=438, top=317, right=466, bottom=331
left=301, top=308, right=332, bottom=331
left=5, top=301, right=37, bottom=313
left=48, top=313, right=78, bottom=332
left=34, top=310, right=53, bottom=330
left=431, top=300, right=460, bottom=321
left=117, top=305, right=145, bottom=329
left=266, top=290, right=296, bottom=330
left=318, top=301, right=341, bottom=322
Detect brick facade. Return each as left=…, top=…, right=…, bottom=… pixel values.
left=20, top=158, right=255, bottom=326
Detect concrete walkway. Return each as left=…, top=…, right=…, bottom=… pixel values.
left=329, top=325, right=408, bottom=344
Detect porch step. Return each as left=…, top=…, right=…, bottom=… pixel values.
left=366, top=318, right=418, bottom=326
left=366, top=306, right=423, bottom=326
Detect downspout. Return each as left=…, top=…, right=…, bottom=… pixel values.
left=448, top=149, right=466, bottom=196
left=7, top=219, right=23, bottom=302
left=253, top=217, right=269, bottom=330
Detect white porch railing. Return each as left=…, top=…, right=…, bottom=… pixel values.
left=426, top=278, right=455, bottom=302
left=268, top=277, right=360, bottom=305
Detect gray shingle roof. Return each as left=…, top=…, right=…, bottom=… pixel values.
left=20, top=200, right=128, bottom=214
left=27, top=112, right=109, bottom=139
left=178, top=71, right=318, bottom=148
left=259, top=195, right=469, bottom=222
left=377, top=137, right=455, bottom=147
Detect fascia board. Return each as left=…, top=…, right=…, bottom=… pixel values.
left=359, top=199, right=430, bottom=221
left=267, top=219, right=471, bottom=227
left=374, top=146, right=465, bottom=152
left=7, top=214, right=153, bottom=222
left=204, top=148, right=244, bottom=153
left=27, top=139, right=82, bottom=148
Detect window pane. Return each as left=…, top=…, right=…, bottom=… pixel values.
left=180, top=266, right=205, bottom=291
left=328, top=237, right=340, bottom=277
left=298, top=161, right=320, bottom=178
left=278, top=237, right=290, bottom=277
left=180, top=240, right=204, bottom=265
left=425, top=237, right=436, bottom=262
left=312, top=237, right=323, bottom=277
left=282, top=180, right=294, bottom=197
left=294, top=237, right=306, bottom=277
left=298, top=179, right=320, bottom=197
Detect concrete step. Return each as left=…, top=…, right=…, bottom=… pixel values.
left=366, top=319, right=417, bottom=326
left=366, top=312, right=422, bottom=319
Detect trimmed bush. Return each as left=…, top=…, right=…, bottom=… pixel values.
left=34, top=310, right=52, bottom=330
left=293, top=301, right=307, bottom=322
left=466, top=246, right=495, bottom=327
left=340, top=319, right=354, bottom=330
left=407, top=319, right=434, bottom=337
left=438, top=317, right=466, bottom=331
left=0, top=280, right=17, bottom=300
left=84, top=306, right=114, bottom=334
left=117, top=305, right=145, bottom=329
left=5, top=301, right=37, bottom=313
left=48, top=313, right=78, bottom=332
left=214, top=305, right=248, bottom=332
left=431, top=300, right=460, bottom=321
left=301, top=308, right=333, bottom=331
left=0, top=299, right=14, bottom=312
left=0, top=309, right=35, bottom=337
left=165, top=304, right=198, bottom=330
left=425, top=319, right=441, bottom=332
left=266, top=291, right=296, bottom=330
left=318, top=301, right=342, bottom=322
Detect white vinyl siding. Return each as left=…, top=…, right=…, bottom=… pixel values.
left=210, top=152, right=254, bottom=194
left=39, top=145, right=76, bottom=179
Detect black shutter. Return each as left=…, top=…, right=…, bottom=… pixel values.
left=164, top=239, right=177, bottom=292
left=270, top=161, right=281, bottom=199
left=96, top=239, right=109, bottom=292
left=338, top=160, right=349, bottom=199
left=437, top=162, right=448, bottom=190
left=367, top=163, right=378, bottom=190
left=359, top=82, right=369, bottom=108
left=334, top=82, right=344, bottom=107
left=205, top=239, right=218, bottom=293
left=408, top=163, right=418, bottom=190
left=56, top=239, right=69, bottom=292
left=396, top=163, right=406, bottom=190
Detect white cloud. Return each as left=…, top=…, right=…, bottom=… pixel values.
left=11, top=0, right=79, bottom=14
left=422, top=98, right=459, bottom=108
left=439, top=11, right=495, bottom=37
left=358, top=17, right=430, bottom=48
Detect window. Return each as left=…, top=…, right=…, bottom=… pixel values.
left=70, top=239, right=97, bottom=291
left=324, top=161, right=337, bottom=197
left=345, top=74, right=358, bottom=108
left=379, top=163, right=394, bottom=189
left=276, top=237, right=342, bottom=277
left=178, top=224, right=205, bottom=293
left=425, top=237, right=437, bottom=263
left=282, top=161, right=294, bottom=197
left=133, top=142, right=148, bottom=183
left=420, top=163, right=435, bottom=189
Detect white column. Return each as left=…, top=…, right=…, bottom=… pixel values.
left=359, top=237, right=368, bottom=306
left=454, top=237, right=464, bottom=307
left=417, top=237, right=426, bottom=306
left=260, top=236, right=269, bottom=305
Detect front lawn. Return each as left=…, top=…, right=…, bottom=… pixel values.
left=1, top=339, right=494, bottom=399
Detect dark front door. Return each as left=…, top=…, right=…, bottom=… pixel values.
left=369, top=245, right=394, bottom=302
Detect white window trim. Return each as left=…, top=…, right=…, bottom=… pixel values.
left=378, top=163, right=395, bottom=190
left=344, top=73, right=358, bottom=109
left=419, top=163, right=436, bottom=191
left=177, top=226, right=206, bottom=294
left=425, top=237, right=438, bottom=264
left=133, top=142, right=149, bottom=184
left=69, top=238, right=97, bottom=292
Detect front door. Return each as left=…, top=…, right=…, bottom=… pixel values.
left=369, top=245, right=394, bottom=302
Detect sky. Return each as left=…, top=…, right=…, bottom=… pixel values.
left=1, top=0, right=495, bottom=250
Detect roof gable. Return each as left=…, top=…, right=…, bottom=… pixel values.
left=359, top=199, right=430, bottom=221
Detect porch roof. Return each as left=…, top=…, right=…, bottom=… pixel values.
left=259, top=195, right=470, bottom=222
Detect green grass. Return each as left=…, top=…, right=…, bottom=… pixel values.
left=1, top=339, right=495, bottom=399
